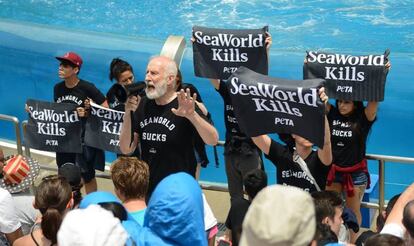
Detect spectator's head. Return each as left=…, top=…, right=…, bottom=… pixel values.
left=58, top=204, right=128, bottom=246
left=109, top=58, right=134, bottom=85
left=145, top=56, right=177, bottom=99
left=311, top=191, right=343, bottom=237
left=111, top=157, right=149, bottom=201
left=364, top=233, right=404, bottom=246
left=403, top=199, right=414, bottom=239
left=58, top=163, right=83, bottom=208
left=56, top=52, right=82, bottom=77
left=143, top=172, right=206, bottom=245
left=34, top=175, right=73, bottom=245
left=240, top=185, right=316, bottom=246
left=243, top=169, right=267, bottom=200
left=376, top=194, right=400, bottom=231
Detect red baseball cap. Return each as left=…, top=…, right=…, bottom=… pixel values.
left=56, top=52, right=83, bottom=68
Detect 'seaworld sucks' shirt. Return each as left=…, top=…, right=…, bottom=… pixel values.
left=54, top=79, right=106, bottom=106
left=328, top=106, right=374, bottom=167
left=265, top=139, right=330, bottom=193
left=132, top=96, right=207, bottom=193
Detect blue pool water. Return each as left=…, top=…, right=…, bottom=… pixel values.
left=0, top=1, right=413, bottom=198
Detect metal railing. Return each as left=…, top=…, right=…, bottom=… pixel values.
left=3, top=116, right=414, bottom=222
left=0, top=114, right=23, bottom=155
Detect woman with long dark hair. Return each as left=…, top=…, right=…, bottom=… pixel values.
left=325, top=63, right=390, bottom=241
left=13, top=175, right=73, bottom=246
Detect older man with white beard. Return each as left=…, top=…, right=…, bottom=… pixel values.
left=119, top=56, right=219, bottom=196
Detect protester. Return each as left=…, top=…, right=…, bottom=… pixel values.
left=58, top=204, right=128, bottom=246
left=119, top=56, right=218, bottom=196
left=111, top=157, right=149, bottom=225
left=0, top=187, right=23, bottom=245
left=0, top=148, right=39, bottom=236
left=134, top=172, right=206, bottom=246
left=225, top=169, right=268, bottom=246
left=200, top=32, right=271, bottom=202
left=13, top=175, right=73, bottom=246
left=240, top=185, right=316, bottom=246
left=53, top=51, right=108, bottom=193
left=324, top=62, right=391, bottom=232
left=251, top=87, right=332, bottom=193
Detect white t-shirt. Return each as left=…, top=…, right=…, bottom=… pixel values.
left=0, top=188, right=22, bottom=234
left=203, top=194, right=217, bottom=231
left=380, top=223, right=405, bottom=238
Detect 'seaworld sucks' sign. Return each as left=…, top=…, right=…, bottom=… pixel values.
left=303, top=50, right=390, bottom=101
left=193, top=26, right=268, bottom=79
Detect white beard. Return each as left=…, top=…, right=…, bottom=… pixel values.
left=145, top=80, right=168, bottom=99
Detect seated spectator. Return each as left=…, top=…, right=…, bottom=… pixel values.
left=111, top=157, right=149, bottom=225
left=225, top=169, right=267, bottom=246
left=313, top=223, right=338, bottom=245
left=402, top=200, right=414, bottom=241
left=240, top=185, right=316, bottom=246
left=381, top=182, right=414, bottom=241
left=79, top=191, right=141, bottom=244
left=355, top=193, right=400, bottom=245
left=13, top=175, right=73, bottom=246
left=311, top=191, right=344, bottom=240
left=203, top=194, right=218, bottom=246
left=58, top=204, right=128, bottom=246
left=0, top=148, right=39, bottom=236
left=58, top=162, right=83, bottom=208
left=365, top=233, right=404, bottom=246
left=0, top=187, right=23, bottom=245
left=135, top=172, right=206, bottom=246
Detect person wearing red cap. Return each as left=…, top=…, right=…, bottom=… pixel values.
left=54, top=51, right=108, bottom=194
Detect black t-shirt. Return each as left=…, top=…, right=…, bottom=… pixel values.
left=265, top=139, right=330, bottom=193
left=54, top=79, right=106, bottom=106
left=328, top=106, right=374, bottom=167
left=225, top=198, right=251, bottom=246
left=132, top=96, right=207, bottom=193
left=217, top=80, right=257, bottom=153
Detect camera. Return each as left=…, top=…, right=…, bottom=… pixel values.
left=106, top=82, right=146, bottom=104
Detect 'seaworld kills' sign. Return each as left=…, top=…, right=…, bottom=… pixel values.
left=303, top=50, right=390, bottom=101
left=193, top=26, right=268, bottom=79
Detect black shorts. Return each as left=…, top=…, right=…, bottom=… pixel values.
left=56, top=145, right=105, bottom=183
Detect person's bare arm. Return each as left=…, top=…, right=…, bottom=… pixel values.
left=172, top=89, right=218, bottom=145
left=195, top=101, right=208, bottom=116
left=251, top=135, right=271, bottom=155
left=317, top=87, right=332, bottom=165
left=384, top=182, right=414, bottom=227
left=119, top=96, right=140, bottom=154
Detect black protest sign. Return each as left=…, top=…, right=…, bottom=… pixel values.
left=84, top=102, right=124, bottom=153
left=25, top=99, right=82, bottom=153
left=303, top=50, right=390, bottom=101
left=227, top=67, right=326, bottom=148
left=192, top=26, right=268, bottom=79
